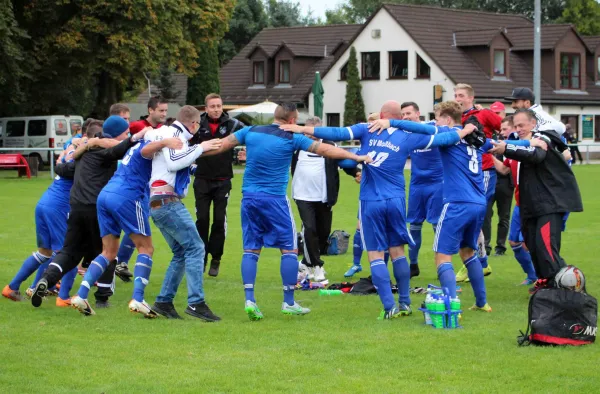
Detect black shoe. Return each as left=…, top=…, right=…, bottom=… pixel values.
left=31, top=278, right=48, bottom=308
left=115, top=262, right=133, bottom=282
left=493, top=249, right=506, bottom=257
left=410, top=264, right=420, bottom=278
left=95, top=300, right=111, bottom=309
left=185, top=302, right=221, bottom=322
left=208, top=259, right=220, bottom=277
left=153, top=301, right=183, bottom=319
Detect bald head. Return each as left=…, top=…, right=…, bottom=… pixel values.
left=380, top=101, right=402, bottom=120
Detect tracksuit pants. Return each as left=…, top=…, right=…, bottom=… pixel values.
left=295, top=200, right=332, bottom=268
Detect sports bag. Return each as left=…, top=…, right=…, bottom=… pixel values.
left=518, top=288, right=597, bottom=346
left=326, top=230, right=350, bottom=255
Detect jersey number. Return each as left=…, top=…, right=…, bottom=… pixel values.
left=466, top=146, right=479, bottom=174
left=121, top=143, right=142, bottom=166
left=367, top=151, right=389, bottom=167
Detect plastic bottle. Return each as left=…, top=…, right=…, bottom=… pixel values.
left=450, top=297, right=461, bottom=328
left=426, top=295, right=436, bottom=326
left=422, top=298, right=432, bottom=325
left=319, top=289, right=343, bottom=296
left=434, top=299, right=446, bottom=328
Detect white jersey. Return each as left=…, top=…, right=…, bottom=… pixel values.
left=530, top=104, right=566, bottom=135
left=146, top=121, right=204, bottom=198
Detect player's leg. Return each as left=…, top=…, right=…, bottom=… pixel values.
left=345, top=217, right=363, bottom=277
left=115, top=236, right=135, bottom=282
left=479, top=170, right=496, bottom=271
left=240, top=196, right=264, bottom=320
left=296, top=200, right=320, bottom=281
left=315, top=202, right=332, bottom=280
left=461, top=204, right=491, bottom=311
left=128, top=233, right=155, bottom=315
left=56, top=266, right=77, bottom=307
left=387, top=197, right=413, bottom=315
left=508, top=206, right=536, bottom=285
left=407, top=185, right=425, bottom=273
left=532, top=213, right=567, bottom=281
left=433, top=203, right=464, bottom=299
left=482, top=196, right=494, bottom=256
left=207, top=179, right=231, bottom=277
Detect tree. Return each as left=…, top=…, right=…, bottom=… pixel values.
left=155, top=65, right=181, bottom=102
left=267, top=0, right=304, bottom=27
left=325, top=5, right=353, bottom=24
left=219, top=0, right=268, bottom=66
left=186, top=42, right=220, bottom=105
left=559, top=0, right=600, bottom=36
left=343, top=47, right=366, bottom=125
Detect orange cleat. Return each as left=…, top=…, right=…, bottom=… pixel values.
left=2, top=285, right=23, bottom=302
left=56, top=297, right=72, bottom=307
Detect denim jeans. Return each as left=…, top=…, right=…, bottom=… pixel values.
left=151, top=201, right=205, bottom=305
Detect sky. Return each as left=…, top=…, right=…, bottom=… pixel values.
left=299, top=0, right=345, bottom=20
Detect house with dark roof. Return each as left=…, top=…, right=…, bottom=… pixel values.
left=220, top=4, right=600, bottom=145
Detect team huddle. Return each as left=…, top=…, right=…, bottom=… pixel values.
left=2, top=83, right=582, bottom=321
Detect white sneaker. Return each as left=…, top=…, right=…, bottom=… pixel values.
left=281, top=302, right=311, bottom=315
left=129, top=299, right=158, bottom=319
left=306, top=267, right=315, bottom=280
left=71, top=295, right=95, bottom=316
left=313, top=266, right=326, bottom=282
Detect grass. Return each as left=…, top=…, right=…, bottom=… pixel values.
left=0, top=166, right=599, bottom=393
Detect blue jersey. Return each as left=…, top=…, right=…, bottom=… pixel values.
left=410, top=148, right=443, bottom=185
left=102, top=141, right=151, bottom=200
left=39, top=176, right=73, bottom=208
left=314, top=122, right=460, bottom=201
left=234, top=124, right=313, bottom=196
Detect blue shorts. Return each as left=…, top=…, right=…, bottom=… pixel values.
left=97, top=190, right=150, bottom=238
left=359, top=197, right=414, bottom=251
left=483, top=170, right=497, bottom=204
left=35, top=202, right=69, bottom=251
left=241, top=194, right=297, bottom=250
left=434, top=202, right=486, bottom=255
left=508, top=205, right=524, bottom=243
left=408, top=183, right=443, bottom=225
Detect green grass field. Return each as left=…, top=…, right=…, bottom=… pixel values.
left=0, top=166, right=599, bottom=393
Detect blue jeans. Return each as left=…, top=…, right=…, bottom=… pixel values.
left=151, top=201, right=205, bottom=305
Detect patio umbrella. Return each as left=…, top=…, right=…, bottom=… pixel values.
left=228, top=100, right=278, bottom=123
left=312, top=71, right=324, bottom=119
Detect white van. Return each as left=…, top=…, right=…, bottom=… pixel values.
left=0, top=115, right=83, bottom=168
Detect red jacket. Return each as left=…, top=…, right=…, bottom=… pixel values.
left=462, top=108, right=501, bottom=170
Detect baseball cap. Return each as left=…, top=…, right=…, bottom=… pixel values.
left=504, top=87, right=535, bottom=102
left=490, top=101, right=505, bottom=112
left=103, top=115, right=129, bottom=138
left=129, top=120, right=147, bottom=135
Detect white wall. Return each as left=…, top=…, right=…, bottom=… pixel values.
left=318, top=8, right=455, bottom=125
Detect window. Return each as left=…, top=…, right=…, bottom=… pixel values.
left=389, top=51, right=408, bottom=79
left=55, top=119, right=68, bottom=136
left=326, top=113, right=340, bottom=127
left=28, top=120, right=47, bottom=136
left=416, top=54, right=430, bottom=79
left=560, top=54, right=581, bottom=89
left=361, top=52, right=380, bottom=80
left=279, top=60, right=290, bottom=83
left=253, top=62, right=265, bottom=84
left=340, top=62, right=348, bottom=81
left=595, top=115, right=600, bottom=142
left=561, top=115, right=579, bottom=140
left=493, top=50, right=506, bottom=76
left=69, top=119, right=82, bottom=136
left=6, top=121, right=25, bottom=137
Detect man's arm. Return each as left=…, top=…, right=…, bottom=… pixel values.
left=55, top=162, right=76, bottom=179
left=308, top=141, right=372, bottom=163
left=501, top=143, right=547, bottom=164
left=369, top=119, right=438, bottom=135
left=140, top=138, right=184, bottom=159
left=493, top=156, right=510, bottom=175
left=201, top=134, right=240, bottom=157
left=279, top=124, right=364, bottom=141
left=97, top=137, right=136, bottom=162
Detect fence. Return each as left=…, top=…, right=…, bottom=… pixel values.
left=567, top=144, right=596, bottom=164
left=0, top=147, right=63, bottom=178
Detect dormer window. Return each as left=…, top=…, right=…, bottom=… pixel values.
left=279, top=60, right=290, bottom=83
left=560, top=53, right=581, bottom=89
left=493, top=50, right=506, bottom=77
left=253, top=61, right=265, bottom=84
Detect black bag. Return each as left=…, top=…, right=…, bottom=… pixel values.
left=518, top=288, right=597, bottom=346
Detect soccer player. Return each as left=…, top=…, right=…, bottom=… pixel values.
left=454, top=83, right=501, bottom=282
left=369, top=101, right=492, bottom=312
left=401, top=102, right=442, bottom=278
left=208, top=103, right=371, bottom=320
left=284, top=101, right=476, bottom=318
left=69, top=131, right=184, bottom=317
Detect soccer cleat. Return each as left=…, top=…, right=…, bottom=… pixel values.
left=71, top=295, right=95, bottom=316
left=397, top=302, right=413, bottom=316
left=2, top=285, right=23, bottom=302
left=519, top=278, right=536, bottom=286
left=313, top=266, right=326, bottom=282
left=25, top=288, right=34, bottom=299
left=45, top=287, right=59, bottom=297
left=245, top=301, right=264, bottom=321
left=483, top=265, right=492, bottom=277
left=378, top=306, right=402, bottom=320
left=344, top=264, right=362, bottom=278
left=185, top=302, right=221, bottom=322
left=31, top=278, right=48, bottom=308
left=115, top=262, right=133, bottom=283
left=410, top=264, right=420, bottom=278
left=469, top=303, right=492, bottom=312
left=129, top=299, right=158, bottom=319
left=153, top=301, right=183, bottom=319
left=208, top=259, right=221, bottom=277
left=455, top=266, right=468, bottom=282
left=55, top=297, right=72, bottom=308
left=281, top=302, right=310, bottom=316
left=493, top=250, right=506, bottom=257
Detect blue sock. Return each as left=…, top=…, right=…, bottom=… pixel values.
left=31, top=260, right=51, bottom=289
left=479, top=255, right=489, bottom=269
left=133, top=254, right=153, bottom=302
left=353, top=229, right=363, bottom=266
left=281, top=253, right=298, bottom=306
left=58, top=267, right=78, bottom=299
left=78, top=254, right=109, bottom=299
left=408, top=223, right=423, bottom=265
left=464, top=255, right=487, bottom=307
left=384, top=252, right=389, bottom=265
left=392, top=256, right=410, bottom=305
left=117, top=237, right=136, bottom=265
left=437, top=262, right=457, bottom=298
left=512, top=244, right=538, bottom=281
left=9, top=251, right=51, bottom=291
left=241, top=252, right=259, bottom=303
left=370, top=259, right=395, bottom=311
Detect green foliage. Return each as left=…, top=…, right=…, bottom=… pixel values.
left=343, top=47, right=366, bottom=125
left=219, top=0, right=269, bottom=66
left=186, top=42, right=220, bottom=105
left=325, top=5, right=353, bottom=24
left=0, top=0, right=29, bottom=114
left=267, top=0, right=304, bottom=27
left=156, top=65, right=181, bottom=102
left=559, top=0, right=600, bottom=36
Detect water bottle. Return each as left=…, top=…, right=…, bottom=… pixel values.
left=319, top=289, right=342, bottom=296
left=422, top=299, right=432, bottom=325
left=450, top=297, right=461, bottom=328
left=425, top=295, right=435, bottom=326
left=434, top=299, right=446, bottom=328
